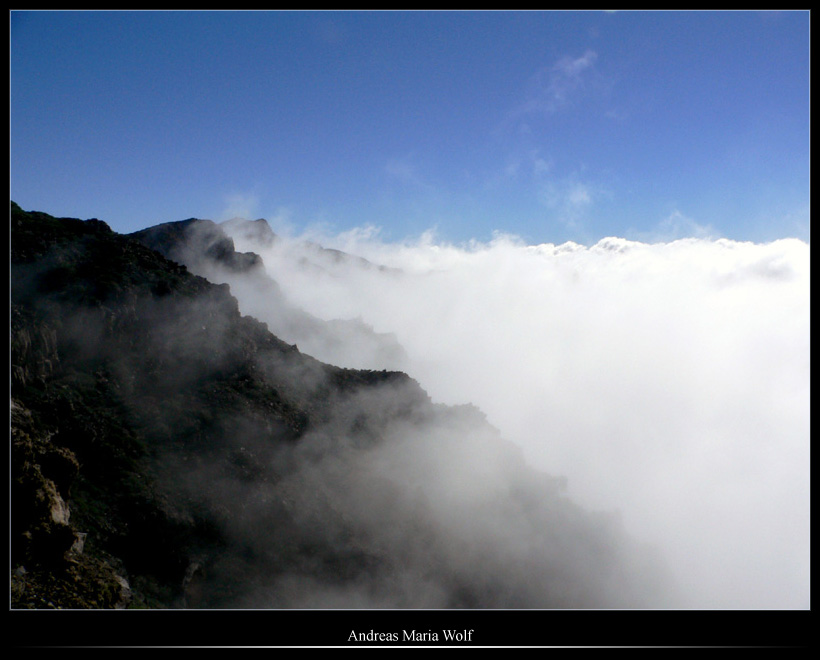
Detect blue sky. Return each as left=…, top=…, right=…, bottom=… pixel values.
left=10, top=10, right=810, bottom=245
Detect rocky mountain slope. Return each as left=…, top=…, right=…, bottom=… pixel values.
left=10, top=201, right=676, bottom=609
left=130, top=217, right=408, bottom=371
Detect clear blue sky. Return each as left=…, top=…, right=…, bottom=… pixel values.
left=10, top=10, right=810, bottom=245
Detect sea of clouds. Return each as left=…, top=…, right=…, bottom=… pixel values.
left=221, top=223, right=810, bottom=610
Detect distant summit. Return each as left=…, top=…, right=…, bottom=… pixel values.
left=130, top=218, right=265, bottom=276
left=132, top=216, right=409, bottom=371
left=219, top=216, right=401, bottom=276
left=298, top=240, right=402, bottom=275
left=220, top=216, right=277, bottom=247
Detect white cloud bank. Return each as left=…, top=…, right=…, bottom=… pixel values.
left=224, top=225, right=810, bottom=609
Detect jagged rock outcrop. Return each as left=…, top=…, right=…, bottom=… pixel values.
left=10, top=397, right=134, bottom=609
left=130, top=217, right=265, bottom=275
left=11, top=398, right=79, bottom=563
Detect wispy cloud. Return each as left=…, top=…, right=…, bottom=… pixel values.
left=492, top=51, right=606, bottom=234
left=530, top=153, right=598, bottom=231
left=513, top=50, right=599, bottom=120
left=538, top=177, right=593, bottom=212
left=385, top=155, right=432, bottom=190
left=631, top=210, right=719, bottom=243
left=484, top=147, right=599, bottom=235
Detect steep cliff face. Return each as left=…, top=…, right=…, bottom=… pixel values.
left=10, top=202, right=678, bottom=609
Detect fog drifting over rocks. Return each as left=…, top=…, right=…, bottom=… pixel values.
left=218, top=221, right=809, bottom=610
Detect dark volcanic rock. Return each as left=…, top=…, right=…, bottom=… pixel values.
left=10, top=202, right=423, bottom=608
left=10, top=201, right=679, bottom=611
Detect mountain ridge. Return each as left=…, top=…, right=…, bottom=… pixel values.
left=10, top=201, right=678, bottom=610
left=130, top=215, right=409, bottom=371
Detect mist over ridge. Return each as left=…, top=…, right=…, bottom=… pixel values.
left=10, top=10, right=810, bottom=630
left=219, top=217, right=810, bottom=610
left=11, top=202, right=808, bottom=612
left=13, top=203, right=688, bottom=611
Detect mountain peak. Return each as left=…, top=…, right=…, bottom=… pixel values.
left=130, top=217, right=265, bottom=275
left=220, top=216, right=277, bottom=246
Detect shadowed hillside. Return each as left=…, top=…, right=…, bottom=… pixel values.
left=10, top=201, right=677, bottom=610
